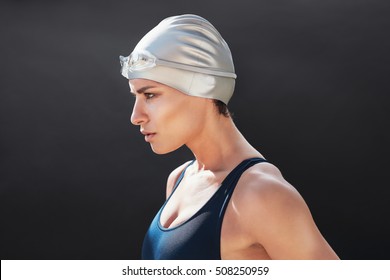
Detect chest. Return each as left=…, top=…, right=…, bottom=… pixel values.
left=158, top=174, right=271, bottom=260
left=142, top=170, right=228, bottom=259
left=159, top=171, right=223, bottom=229
left=142, top=158, right=270, bottom=259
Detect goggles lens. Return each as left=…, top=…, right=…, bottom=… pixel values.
left=119, top=50, right=237, bottom=79
left=120, top=50, right=157, bottom=74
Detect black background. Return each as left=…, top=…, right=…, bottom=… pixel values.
left=1, top=0, right=389, bottom=260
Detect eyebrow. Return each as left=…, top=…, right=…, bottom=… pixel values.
left=130, top=85, right=157, bottom=95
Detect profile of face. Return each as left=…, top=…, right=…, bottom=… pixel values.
left=129, top=79, right=211, bottom=154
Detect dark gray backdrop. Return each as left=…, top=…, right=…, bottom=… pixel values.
left=1, top=0, right=389, bottom=259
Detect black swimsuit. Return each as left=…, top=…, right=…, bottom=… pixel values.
left=141, top=157, right=267, bottom=259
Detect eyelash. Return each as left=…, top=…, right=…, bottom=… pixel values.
left=130, top=93, right=156, bottom=100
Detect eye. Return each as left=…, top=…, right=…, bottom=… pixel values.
left=145, top=93, right=155, bottom=99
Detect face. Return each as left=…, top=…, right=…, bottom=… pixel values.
left=129, top=79, right=210, bottom=154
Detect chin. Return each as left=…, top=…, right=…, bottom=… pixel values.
left=150, top=143, right=182, bottom=155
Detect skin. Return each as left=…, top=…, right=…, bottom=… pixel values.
left=130, top=78, right=339, bottom=260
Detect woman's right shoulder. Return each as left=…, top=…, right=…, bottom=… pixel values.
left=165, top=160, right=194, bottom=199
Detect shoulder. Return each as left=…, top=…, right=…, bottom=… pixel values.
left=238, top=162, right=311, bottom=217
left=229, top=162, right=339, bottom=259
left=165, top=160, right=193, bottom=199
left=235, top=161, right=299, bottom=204
left=232, top=162, right=312, bottom=237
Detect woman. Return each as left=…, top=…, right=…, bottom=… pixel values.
left=120, top=14, right=339, bottom=260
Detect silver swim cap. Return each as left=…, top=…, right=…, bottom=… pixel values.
left=120, top=14, right=236, bottom=104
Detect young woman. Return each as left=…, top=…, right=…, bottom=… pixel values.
left=120, top=14, right=339, bottom=260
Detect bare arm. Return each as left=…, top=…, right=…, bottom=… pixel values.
left=233, top=166, right=339, bottom=259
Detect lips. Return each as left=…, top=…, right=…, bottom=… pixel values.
left=141, top=130, right=156, bottom=142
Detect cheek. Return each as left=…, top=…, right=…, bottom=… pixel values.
left=167, top=104, right=206, bottom=138
left=147, top=102, right=187, bottom=144
left=148, top=112, right=187, bottom=154
left=150, top=97, right=207, bottom=143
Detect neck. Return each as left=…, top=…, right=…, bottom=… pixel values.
left=186, top=115, right=262, bottom=172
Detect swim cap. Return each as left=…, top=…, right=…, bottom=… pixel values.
left=119, top=14, right=236, bottom=104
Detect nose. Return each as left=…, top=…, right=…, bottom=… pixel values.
left=130, top=98, right=148, bottom=125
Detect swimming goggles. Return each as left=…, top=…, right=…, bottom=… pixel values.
left=119, top=50, right=236, bottom=78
